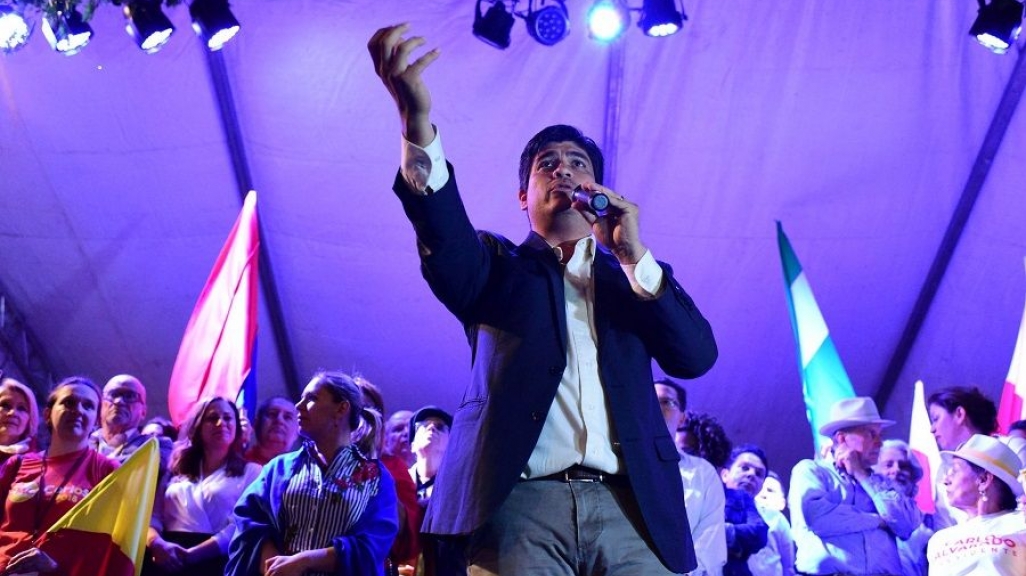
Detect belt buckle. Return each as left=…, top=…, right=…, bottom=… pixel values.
left=564, top=467, right=603, bottom=483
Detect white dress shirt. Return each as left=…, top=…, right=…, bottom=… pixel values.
left=163, top=462, right=262, bottom=552
left=679, top=451, right=727, bottom=576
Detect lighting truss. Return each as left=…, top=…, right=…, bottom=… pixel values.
left=0, top=0, right=243, bottom=56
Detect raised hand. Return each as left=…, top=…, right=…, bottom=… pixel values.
left=368, top=24, right=440, bottom=147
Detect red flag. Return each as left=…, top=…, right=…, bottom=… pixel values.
left=168, top=191, right=259, bottom=426
left=996, top=258, right=1026, bottom=434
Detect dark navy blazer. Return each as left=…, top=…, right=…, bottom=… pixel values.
left=393, top=165, right=718, bottom=573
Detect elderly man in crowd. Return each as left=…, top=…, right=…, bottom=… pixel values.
left=790, top=397, right=921, bottom=576
left=91, top=374, right=171, bottom=462
left=243, top=395, right=299, bottom=465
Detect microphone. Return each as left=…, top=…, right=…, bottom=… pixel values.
left=572, top=186, right=610, bottom=215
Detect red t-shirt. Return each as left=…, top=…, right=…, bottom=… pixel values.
left=0, top=448, right=119, bottom=565
left=381, top=453, right=422, bottom=566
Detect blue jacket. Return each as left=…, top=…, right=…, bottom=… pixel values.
left=225, top=448, right=398, bottom=576
left=393, top=165, right=718, bottom=573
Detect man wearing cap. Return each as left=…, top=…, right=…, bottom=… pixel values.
left=789, top=397, right=921, bottom=576
left=409, top=405, right=454, bottom=504
left=408, top=405, right=463, bottom=576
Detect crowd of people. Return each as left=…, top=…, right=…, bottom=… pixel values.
left=0, top=371, right=1024, bottom=576
left=1, top=21, right=1026, bottom=576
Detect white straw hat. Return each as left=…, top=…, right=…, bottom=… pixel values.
left=818, top=397, right=895, bottom=437
left=940, top=434, right=1024, bottom=497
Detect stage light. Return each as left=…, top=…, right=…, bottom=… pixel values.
left=526, top=0, right=570, bottom=46
left=474, top=0, right=515, bottom=49
left=970, top=0, right=1024, bottom=54
left=124, top=0, right=175, bottom=53
left=587, top=0, right=629, bottom=42
left=42, top=7, right=92, bottom=55
left=638, top=0, right=685, bottom=37
left=0, top=5, right=31, bottom=53
left=189, top=0, right=240, bottom=51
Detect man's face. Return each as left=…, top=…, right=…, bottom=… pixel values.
left=755, top=475, right=786, bottom=512
left=384, top=410, right=413, bottom=459
left=838, top=424, right=884, bottom=465
left=721, top=451, right=768, bottom=496
left=102, top=376, right=147, bottom=432
left=518, top=141, right=595, bottom=227
left=258, top=398, right=298, bottom=448
left=654, top=383, right=684, bottom=437
left=411, top=415, right=449, bottom=459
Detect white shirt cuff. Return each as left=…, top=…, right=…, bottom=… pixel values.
left=401, top=127, right=449, bottom=195
left=621, top=250, right=664, bottom=298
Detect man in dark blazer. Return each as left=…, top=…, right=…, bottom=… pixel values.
left=369, top=24, right=718, bottom=575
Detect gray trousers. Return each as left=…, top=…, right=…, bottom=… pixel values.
left=464, top=479, right=684, bottom=575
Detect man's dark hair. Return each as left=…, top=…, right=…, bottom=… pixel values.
left=654, top=377, right=687, bottom=411
left=725, top=443, right=769, bottom=472
left=927, top=386, right=998, bottom=435
left=680, top=412, right=732, bottom=469
left=518, top=125, right=604, bottom=191
left=1009, top=419, right=1026, bottom=434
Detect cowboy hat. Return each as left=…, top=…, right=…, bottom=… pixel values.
left=819, top=396, right=895, bottom=437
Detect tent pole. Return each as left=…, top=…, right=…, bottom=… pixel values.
left=204, top=50, right=302, bottom=402
left=603, top=39, right=626, bottom=189
left=876, top=44, right=1026, bottom=411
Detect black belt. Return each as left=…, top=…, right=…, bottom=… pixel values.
left=529, top=465, right=626, bottom=483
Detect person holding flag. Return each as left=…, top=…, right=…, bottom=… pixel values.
left=0, top=377, right=119, bottom=574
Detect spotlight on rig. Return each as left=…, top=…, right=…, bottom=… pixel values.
left=124, top=0, right=175, bottom=53
left=42, top=7, right=93, bottom=55
left=473, top=0, right=516, bottom=49
left=638, top=0, right=686, bottom=37
left=587, top=0, right=630, bottom=43
left=0, top=5, right=31, bottom=53
left=190, top=0, right=240, bottom=51
left=970, top=0, right=1024, bottom=54
left=526, top=0, right=570, bottom=46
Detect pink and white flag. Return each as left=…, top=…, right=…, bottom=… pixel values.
left=908, top=379, right=940, bottom=514
left=996, top=258, right=1026, bottom=433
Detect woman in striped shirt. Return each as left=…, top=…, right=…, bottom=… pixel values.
left=226, top=371, right=398, bottom=576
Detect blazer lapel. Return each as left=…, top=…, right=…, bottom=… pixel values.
left=519, top=232, right=568, bottom=356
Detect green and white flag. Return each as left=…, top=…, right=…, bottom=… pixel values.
left=777, top=222, right=856, bottom=453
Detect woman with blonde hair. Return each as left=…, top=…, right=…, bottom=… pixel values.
left=227, top=371, right=398, bottom=576
left=146, top=396, right=261, bottom=575
left=0, top=377, right=40, bottom=466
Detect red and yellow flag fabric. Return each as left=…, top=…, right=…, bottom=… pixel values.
left=36, top=438, right=160, bottom=576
